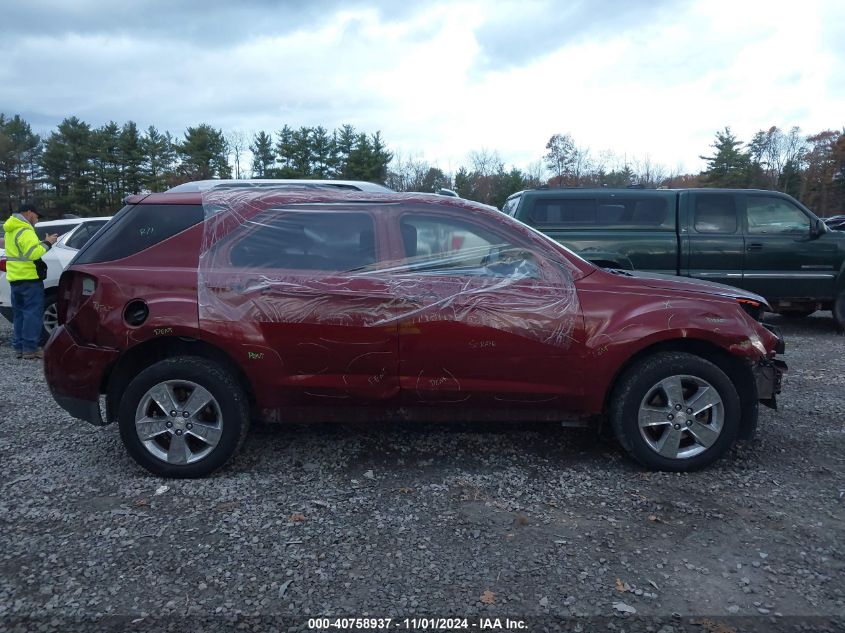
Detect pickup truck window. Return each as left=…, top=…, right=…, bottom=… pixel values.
left=746, top=196, right=810, bottom=234
left=503, top=196, right=521, bottom=217
left=694, top=194, right=738, bottom=233
left=530, top=196, right=672, bottom=230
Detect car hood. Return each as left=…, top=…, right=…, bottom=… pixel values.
left=610, top=270, right=770, bottom=307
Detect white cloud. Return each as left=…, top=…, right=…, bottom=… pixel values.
left=0, top=0, right=842, bottom=175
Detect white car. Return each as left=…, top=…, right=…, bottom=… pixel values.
left=1, top=216, right=111, bottom=340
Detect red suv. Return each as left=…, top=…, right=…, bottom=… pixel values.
left=45, top=187, right=786, bottom=477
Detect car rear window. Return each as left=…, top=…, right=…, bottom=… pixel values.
left=74, top=204, right=204, bottom=264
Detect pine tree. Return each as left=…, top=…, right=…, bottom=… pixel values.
left=42, top=117, right=96, bottom=214
left=119, top=121, right=144, bottom=196
left=250, top=131, right=275, bottom=177
left=291, top=127, right=313, bottom=177
left=275, top=125, right=296, bottom=175
left=700, top=127, right=751, bottom=187
left=178, top=124, right=230, bottom=180
left=0, top=114, right=42, bottom=212
left=335, top=124, right=357, bottom=177
left=311, top=126, right=333, bottom=177
left=141, top=126, right=176, bottom=192
left=92, top=121, right=121, bottom=212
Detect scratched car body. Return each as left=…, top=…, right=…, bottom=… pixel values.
left=44, top=186, right=786, bottom=477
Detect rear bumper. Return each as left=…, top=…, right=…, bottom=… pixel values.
left=44, top=325, right=118, bottom=426
left=51, top=392, right=105, bottom=426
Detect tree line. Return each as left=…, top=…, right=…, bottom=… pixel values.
left=0, top=115, right=393, bottom=215
left=1, top=112, right=843, bottom=217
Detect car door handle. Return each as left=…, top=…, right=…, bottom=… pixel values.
left=746, top=243, right=763, bottom=252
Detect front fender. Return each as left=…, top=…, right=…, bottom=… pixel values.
left=577, top=286, right=766, bottom=411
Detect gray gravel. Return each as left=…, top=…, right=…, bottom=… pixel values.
left=0, top=314, right=843, bottom=632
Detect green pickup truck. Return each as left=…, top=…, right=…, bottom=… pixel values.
left=503, top=188, right=845, bottom=328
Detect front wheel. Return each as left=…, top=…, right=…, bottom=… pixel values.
left=834, top=291, right=845, bottom=333
left=610, top=352, right=741, bottom=472
left=118, top=356, right=250, bottom=478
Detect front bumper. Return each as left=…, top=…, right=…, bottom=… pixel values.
left=754, top=358, right=787, bottom=410
left=44, top=325, right=118, bottom=426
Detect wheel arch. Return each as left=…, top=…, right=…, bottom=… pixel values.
left=101, top=337, right=256, bottom=425
left=603, top=337, right=759, bottom=440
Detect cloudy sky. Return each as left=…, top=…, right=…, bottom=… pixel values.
left=1, top=0, right=843, bottom=174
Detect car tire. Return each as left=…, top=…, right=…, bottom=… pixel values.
left=41, top=292, right=58, bottom=345
left=610, top=352, right=741, bottom=472
left=118, top=356, right=250, bottom=478
left=834, top=291, right=845, bottom=333
left=778, top=309, right=815, bottom=319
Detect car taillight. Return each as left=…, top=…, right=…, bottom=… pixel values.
left=58, top=270, right=98, bottom=327
left=0, top=257, right=6, bottom=272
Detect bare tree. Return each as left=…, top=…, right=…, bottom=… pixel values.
left=386, top=151, right=431, bottom=191
left=524, top=159, right=546, bottom=188
left=468, top=148, right=503, bottom=178
left=226, top=129, right=248, bottom=179
left=632, top=154, right=668, bottom=187
left=544, top=133, right=575, bottom=186
left=571, top=145, right=593, bottom=186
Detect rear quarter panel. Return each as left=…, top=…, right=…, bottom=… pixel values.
left=63, top=225, right=203, bottom=349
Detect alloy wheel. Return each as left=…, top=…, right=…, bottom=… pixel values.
left=637, top=374, right=724, bottom=460
left=43, top=302, right=58, bottom=334
left=134, top=380, right=223, bottom=465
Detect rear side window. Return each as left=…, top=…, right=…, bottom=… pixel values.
left=530, top=199, right=595, bottom=225
left=694, top=194, right=737, bottom=233
left=530, top=196, right=672, bottom=229
left=227, top=211, right=376, bottom=271
left=74, top=204, right=204, bottom=264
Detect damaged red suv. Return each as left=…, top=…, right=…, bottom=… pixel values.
left=45, top=187, right=786, bottom=477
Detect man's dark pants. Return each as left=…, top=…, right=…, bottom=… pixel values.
left=11, top=280, right=44, bottom=353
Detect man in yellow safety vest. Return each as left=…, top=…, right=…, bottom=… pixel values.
left=3, top=202, right=57, bottom=359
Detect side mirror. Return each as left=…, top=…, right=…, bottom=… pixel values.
left=810, top=218, right=826, bottom=239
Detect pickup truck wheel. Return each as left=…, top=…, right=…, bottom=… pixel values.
left=834, top=292, right=845, bottom=333
left=118, top=356, right=250, bottom=478
left=610, top=352, right=741, bottom=472
left=778, top=309, right=815, bottom=318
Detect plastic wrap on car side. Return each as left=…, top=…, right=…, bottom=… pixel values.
left=197, top=189, right=581, bottom=349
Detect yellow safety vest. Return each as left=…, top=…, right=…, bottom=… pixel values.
left=3, top=213, right=47, bottom=282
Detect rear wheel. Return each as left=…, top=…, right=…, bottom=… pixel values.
left=610, top=352, right=741, bottom=471
left=118, top=356, right=250, bottom=478
left=41, top=293, right=58, bottom=344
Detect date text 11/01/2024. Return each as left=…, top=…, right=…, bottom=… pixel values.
left=307, top=618, right=527, bottom=630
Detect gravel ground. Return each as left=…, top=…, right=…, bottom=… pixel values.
left=0, top=315, right=843, bottom=632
